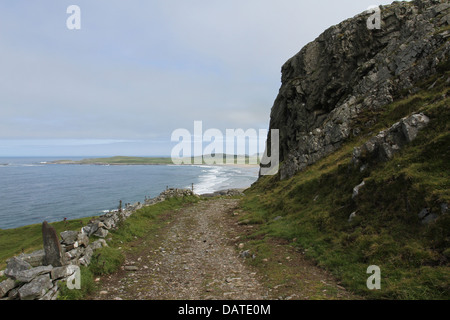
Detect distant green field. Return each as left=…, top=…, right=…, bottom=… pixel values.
left=51, top=155, right=261, bottom=165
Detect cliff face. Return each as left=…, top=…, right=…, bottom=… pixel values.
left=268, top=0, right=449, bottom=180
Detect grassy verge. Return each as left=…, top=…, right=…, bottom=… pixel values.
left=57, top=195, right=199, bottom=300
left=240, top=63, right=450, bottom=299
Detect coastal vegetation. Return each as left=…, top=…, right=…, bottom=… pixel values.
left=239, top=65, right=450, bottom=299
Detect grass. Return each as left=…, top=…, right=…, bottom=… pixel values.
left=240, top=61, right=450, bottom=299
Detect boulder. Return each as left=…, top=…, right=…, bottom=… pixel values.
left=39, top=283, right=59, bottom=300
left=4, top=256, right=32, bottom=279
left=93, top=227, right=109, bottom=238
left=90, top=239, right=107, bottom=251
left=18, top=274, right=53, bottom=300
left=15, top=265, right=53, bottom=283
left=17, top=250, right=45, bottom=267
left=51, top=265, right=79, bottom=280
left=65, top=247, right=84, bottom=261
left=60, top=230, right=79, bottom=245
left=101, top=217, right=116, bottom=230
left=87, top=224, right=98, bottom=237
left=0, top=278, right=18, bottom=298
left=7, top=287, right=20, bottom=300
left=77, top=232, right=89, bottom=247
left=79, top=246, right=94, bottom=266
left=64, top=241, right=79, bottom=251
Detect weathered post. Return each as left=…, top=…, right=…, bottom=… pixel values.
left=42, top=221, right=65, bottom=267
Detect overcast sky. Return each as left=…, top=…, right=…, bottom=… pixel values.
left=0, top=0, right=396, bottom=157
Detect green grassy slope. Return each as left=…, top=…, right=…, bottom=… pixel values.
left=241, top=61, right=450, bottom=299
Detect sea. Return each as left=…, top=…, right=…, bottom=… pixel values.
left=0, top=157, right=259, bottom=230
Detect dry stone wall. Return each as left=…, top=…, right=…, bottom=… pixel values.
left=0, top=188, right=196, bottom=300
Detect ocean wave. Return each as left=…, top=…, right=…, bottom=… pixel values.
left=1, top=163, right=44, bottom=168
left=189, top=166, right=255, bottom=195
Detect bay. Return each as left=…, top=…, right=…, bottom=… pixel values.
left=0, top=157, right=259, bottom=229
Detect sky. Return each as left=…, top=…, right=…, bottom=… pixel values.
left=0, top=0, right=396, bottom=157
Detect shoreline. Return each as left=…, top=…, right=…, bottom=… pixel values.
left=0, top=160, right=258, bottom=230
left=0, top=187, right=246, bottom=232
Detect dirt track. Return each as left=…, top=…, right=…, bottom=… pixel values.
left=90, top=198, right=355, bottom=300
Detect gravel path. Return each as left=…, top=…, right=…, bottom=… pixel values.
left=91, top=199, right=271, bottom=300
left=90, top=198, right=355, bottom=300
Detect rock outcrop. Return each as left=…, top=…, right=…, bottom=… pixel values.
left=350, top=113, right=430, bottom=170
left=266, top=0, right=449, bottom=180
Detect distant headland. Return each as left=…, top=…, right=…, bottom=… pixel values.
left=47, top=155, right=260, bottom=167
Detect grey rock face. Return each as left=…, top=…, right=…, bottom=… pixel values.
left=351, top=113, right=429, bottom=168
left=265, top=0, right=449, bottom=180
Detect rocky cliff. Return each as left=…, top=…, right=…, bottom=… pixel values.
left=267, top=0, right=449, bottom=180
